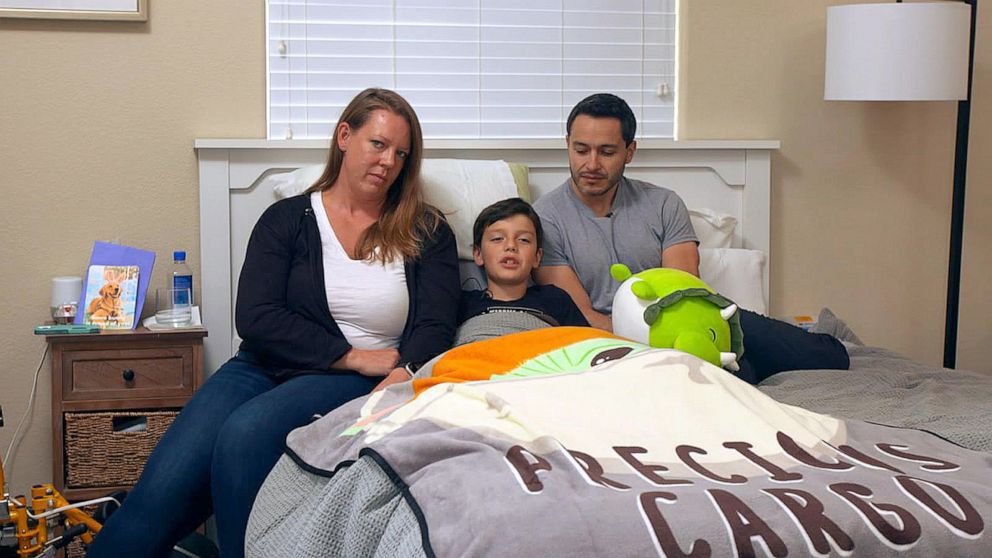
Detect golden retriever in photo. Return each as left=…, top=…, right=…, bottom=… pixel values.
left=88, top=269, right=127, bottom=325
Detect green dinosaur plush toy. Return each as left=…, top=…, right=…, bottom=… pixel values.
left=610, top=264, right=744, bottom=371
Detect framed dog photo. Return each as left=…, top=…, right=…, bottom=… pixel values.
left=83, top=264, right=140, bottom=329
left=0, top=0, right=147, bottom=21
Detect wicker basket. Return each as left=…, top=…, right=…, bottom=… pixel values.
left=64, top=410, right=178, bottom=488
left=64, top=503, right=99, bottom=558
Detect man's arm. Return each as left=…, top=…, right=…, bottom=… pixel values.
left=661, top=241, right=700, bottom=277
left=534, top=265, right=612, bottom=331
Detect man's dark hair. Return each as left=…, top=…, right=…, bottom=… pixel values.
left=472, top=197, right=544, bottom=248
left=566, top=93, right=637, bottom=146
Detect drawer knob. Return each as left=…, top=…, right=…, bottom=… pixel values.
left=122, top=369, right=135, bottom=382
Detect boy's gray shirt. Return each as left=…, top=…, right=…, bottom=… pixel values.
left=534, top=176, right=697, bottom=314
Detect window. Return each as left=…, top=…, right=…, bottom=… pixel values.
left=267, top=0, right=677, bottom=140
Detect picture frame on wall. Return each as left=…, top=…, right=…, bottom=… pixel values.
left=0, top=0, right=147, bottom=21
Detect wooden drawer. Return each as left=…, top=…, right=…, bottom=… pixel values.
left=62, top=346, right=194, bottom=401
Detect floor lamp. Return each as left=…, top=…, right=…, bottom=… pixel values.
left=824, top=0, right=977, bottom=368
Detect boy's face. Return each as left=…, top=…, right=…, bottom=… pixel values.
left=473, top=214, right=543, bottom=288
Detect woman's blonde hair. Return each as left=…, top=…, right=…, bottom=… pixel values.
left=305, top=88, right=440, bottom=263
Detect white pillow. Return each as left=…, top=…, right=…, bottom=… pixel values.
left=270, top=159, right=519, bottom=260
left=690, top=208, right=737, bottom=249
left=699, top=248, right=767, bottom=315
left=417, top=159, right=518, bottom=260
left=271, top=165, right=323, bottom=199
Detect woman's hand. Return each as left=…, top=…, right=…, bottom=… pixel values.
left=333, top=348, right=399, bottom=376
left=372, top=367, right=412, bottom=393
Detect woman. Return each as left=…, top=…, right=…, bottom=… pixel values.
left=87, top=88, right=460, bottom=558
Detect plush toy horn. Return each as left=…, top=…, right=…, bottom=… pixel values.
left=720, top=304, right=738, bottom=321
left=720, top=352, right=740, bottom=372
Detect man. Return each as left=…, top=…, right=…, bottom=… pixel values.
left=534, top=93, right=697, bottom=331
left=534, top=93, right=849, bottom=384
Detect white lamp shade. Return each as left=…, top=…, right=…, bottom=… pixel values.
left=51, top=276, right=83, bottom=307
left=825, top=2, right=971, bottom=101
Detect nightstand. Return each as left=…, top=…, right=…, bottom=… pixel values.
left=46, top=327, right=208, bottom=501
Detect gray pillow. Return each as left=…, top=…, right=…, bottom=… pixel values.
left=811, top=307, right=864, bottom=346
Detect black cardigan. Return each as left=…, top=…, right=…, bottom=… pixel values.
left=235, top=194, right=460, bottom=375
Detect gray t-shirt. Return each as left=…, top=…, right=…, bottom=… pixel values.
left=534, top=177, right=697, bottom=314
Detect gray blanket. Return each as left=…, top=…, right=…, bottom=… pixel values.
left=247, top=325, right=992, bottom=558
left=760, top=343, right=992, bottom=453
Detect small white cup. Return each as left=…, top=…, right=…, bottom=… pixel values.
left=155, top=288, right=192, bottom=327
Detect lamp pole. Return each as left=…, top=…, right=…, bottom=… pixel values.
left=943, top=0, right=978, bottom=369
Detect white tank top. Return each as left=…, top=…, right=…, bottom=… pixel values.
left=310, top=192, right=408, bottom=349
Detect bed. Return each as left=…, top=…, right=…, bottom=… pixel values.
left=194, top=140, right=992, bottom=557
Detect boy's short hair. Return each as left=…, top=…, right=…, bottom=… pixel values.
left=566, top=93, right=637, bottom=146
left=472, top=197, right=544, bottom=248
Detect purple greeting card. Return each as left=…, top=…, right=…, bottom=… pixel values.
left=75, top=242, right=155, bottom=328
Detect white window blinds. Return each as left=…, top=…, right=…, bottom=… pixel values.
left=268, top=0, right=676, bottom=140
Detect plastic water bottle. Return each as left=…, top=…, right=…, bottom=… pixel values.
left=172, top=250, right=193, bottom=305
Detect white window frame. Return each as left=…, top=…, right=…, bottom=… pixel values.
left=265, top=1, right=679, bottom=141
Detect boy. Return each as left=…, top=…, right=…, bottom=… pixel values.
left=457, top=198, right=588, bottom=345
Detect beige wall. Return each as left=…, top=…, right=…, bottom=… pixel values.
left=0, top=2, right=265, bottom=493
left=1, top=0, right=988, bottom=495
left=681, top=0, right=991, bottom=373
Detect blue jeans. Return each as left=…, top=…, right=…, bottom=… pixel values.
left=737, top=309, right=850, bottom=384
left=85, top=352, right=378, bottom=558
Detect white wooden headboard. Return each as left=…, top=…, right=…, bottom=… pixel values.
left=195, top=139, right=779, bottom=373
